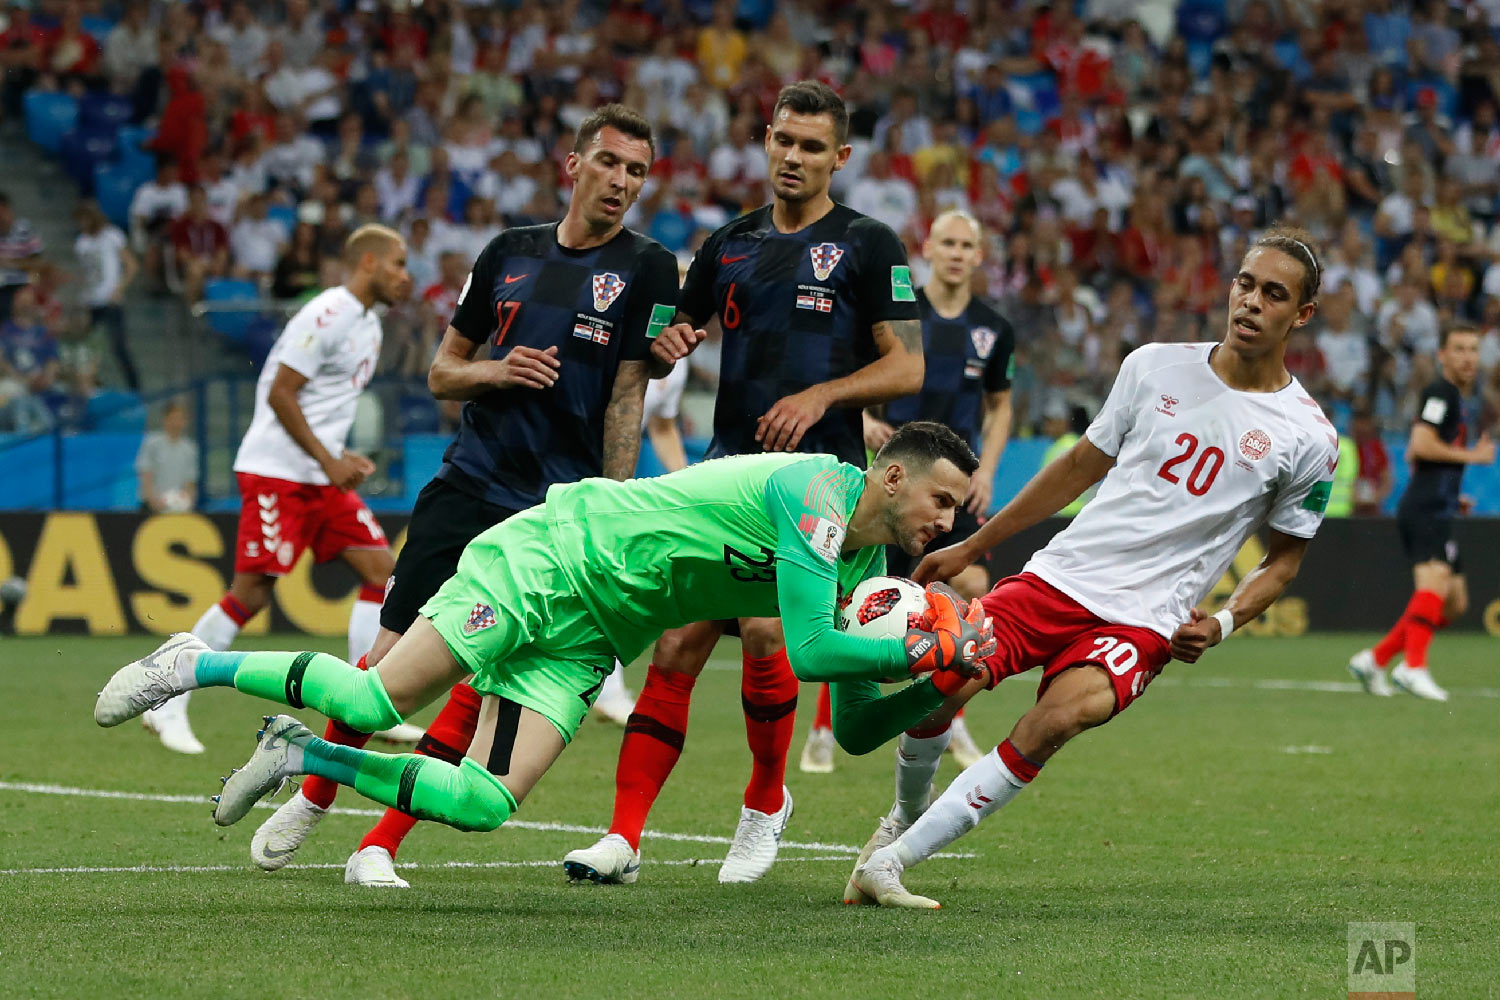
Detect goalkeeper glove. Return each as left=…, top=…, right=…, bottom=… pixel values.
left=904, top=583, right=997, bottom=689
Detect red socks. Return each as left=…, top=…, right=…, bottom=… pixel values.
left=1402, top=590, right=1445, bottom=670
left=219, top=593, right=251, bottom=627
left=1374, top=590, right=1447, bottom=668
left=997, top=738, right=1042, bottom=784
left=301, top=654, right=372, bottom=809
left=741, top=648, right=798, bottom=815
left=609, top=664, right=697, bottom=850
left=358, top=682, right=483, bottom=858
left=813, top=683, right=832, bottom=731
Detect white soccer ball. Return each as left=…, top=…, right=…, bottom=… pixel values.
left=0, top=575, right=25, bottom=606
left=837, top=576, right=928, bottom=639
left=160, top=489, right=192, bottom=512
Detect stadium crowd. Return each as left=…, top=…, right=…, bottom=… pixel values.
left=1, top=0, right=1499, bottom=461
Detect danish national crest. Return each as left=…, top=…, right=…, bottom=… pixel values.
left=591, top=272, right=626, bottom=312
left=809, top=243, right=844, bottom=281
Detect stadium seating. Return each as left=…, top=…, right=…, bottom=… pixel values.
left=23, top=91, right=78, bottom=154
left=200, top=279, right=263, bottom=346
left=61, top=127, right=119, bottom=192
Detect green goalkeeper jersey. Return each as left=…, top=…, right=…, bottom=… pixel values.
left=543, top=452, right=909, bottom=681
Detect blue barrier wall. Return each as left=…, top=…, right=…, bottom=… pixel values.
left=4, top=430, right=1500, bottom=515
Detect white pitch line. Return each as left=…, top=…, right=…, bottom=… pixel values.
left=0, top=856, right=875, bottom=877
left=0, top=781, right=973, bottom=859
left=937, top=670, right=1500, bottom=698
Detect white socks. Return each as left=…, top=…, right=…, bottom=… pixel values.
left=892, top=729, right=950, bottom=827
left=192, top=602, right=243, bottom=652
left=889, top=749, right=1027, bottom=868
left=348, top=597, right=383, bottom=664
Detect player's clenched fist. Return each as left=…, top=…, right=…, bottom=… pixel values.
left=494, top=344, right=561, bottom=390
left=905, top=583, right=997, bottom=694
left=650, top=322, right=707, bottom=366
left=322, top=450, right=374, bottom=492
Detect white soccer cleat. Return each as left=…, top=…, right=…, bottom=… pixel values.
left=95, top=632, right=207, bottom=726
left=1391, top=664, right=1450, bottom=702
left=843, top=814, right=907, bottom=904
left=798, top=726, right=835, bottom=773
left=344, top=846, right=409, bottom=888
left=719, top=786, right=793, bottom=883
left=250, top=790, right=328, bottom=871
left=563, top=833, right=642, bottom=885
left=1347, top=649, right=1395, bottom=697
left=142, top=694, right=205, bottom=754
left=945, top=716, right=985, bottom=768
left=371, top=722, right=424, bottom=743
left=214, top=715, right=312, bottom=827
left=852, top=849, right=941, bottom=909
left=590, top=664, right=636, bottom=726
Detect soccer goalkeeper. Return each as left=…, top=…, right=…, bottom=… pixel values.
left=94, top=422, right=995, bottom=837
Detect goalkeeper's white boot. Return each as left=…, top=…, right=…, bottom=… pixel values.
left=945, top=715, right=984, bottom=768
left=563, top=833, right=641, bottom=885
left=95, top=632, right=207, bottom=726
left=142, top=693, right=205, bottom=754
left=371, top=722, right=424, bottom=743
left=250, top=790, right=328, bottom=871
left=1391, top=663, right=1450, bottom=702
left=719, top=786, right=793, bottom=883
left=798, top=726, right=835, bottom=773
left=853, top=847, right=941, bottom=909
left=214, top=715, right=311, bottom=826
left=1347, top=649, right=1395, bottom=697
left=843, top=813, right=908, bottom=904
left=344, top=846, right=409, bottom=888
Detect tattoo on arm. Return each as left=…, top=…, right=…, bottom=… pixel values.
left=601, top=360, right=648, bottom=481
left=873, top=318, right=922, bottom=357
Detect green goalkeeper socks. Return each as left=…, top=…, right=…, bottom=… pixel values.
left=193, top=650, right=404, bottom=734
left=301, top=740, right=517, bottom=833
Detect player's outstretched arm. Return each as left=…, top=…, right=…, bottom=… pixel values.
left=1409, top=423, right=1496, bottom=465
left=427, top=326, right=561, bottom=400
left=756, top=319, right=924, bottom=452
left=601, top=360, right=648, bottom=480
left=1170, top=530, right=1311, bottom=663
left=915, top=434, right=1114, bottom=582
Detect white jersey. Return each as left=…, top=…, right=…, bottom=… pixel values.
left=1024, top=342, right=1338, bottom=639
left=233, top=286, right=382, bottom=485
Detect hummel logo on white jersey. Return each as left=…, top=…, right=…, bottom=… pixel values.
left=1155, top=394, right=1179, bottom=416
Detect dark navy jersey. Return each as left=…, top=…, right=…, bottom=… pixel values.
left=1399, top=376, right=1467, bottom=518
left=679, top=204, right=919, bottom=466
left=440, top=223, right=678, bottom=509
left=883, top=288, right=1014, bottom=450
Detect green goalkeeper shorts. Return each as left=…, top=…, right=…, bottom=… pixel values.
left=421, top=507, right=617, bottom=744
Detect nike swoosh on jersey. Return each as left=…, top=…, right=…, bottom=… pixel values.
left=720, top=254, right=748, bottom=264
left=504, top=273, right=529, bottom=283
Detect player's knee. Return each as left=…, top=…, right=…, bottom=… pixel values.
left=335, top=662, right=405, bottom=734
left=653, top=626, right=717, bottom=675
left=450, top=759, right=517, bottom=833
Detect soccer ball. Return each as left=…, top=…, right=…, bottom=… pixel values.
left=837, top=576, right=928, bottom=639
left=0, top=576, right=24, bottom=606
left=160, top=489, right=192, bottom=512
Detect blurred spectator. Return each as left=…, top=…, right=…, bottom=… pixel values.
left=0, top=190, right=40, bottom=320
left=136, top=400, right=198, bottom=513
left=848, top=151, right=917, bottom=235
left=74, top=201, right=139, bottom=391
left=0, top=286, right=56, bottom=432
left=0, top=5, right=47, bottom=120
left=230, top=192, right=288, bottom=283
left=408, top=249, right=467, bottom=377
left=698, top=2, right=748, bottom=90
left=272, top=221, right=322, bottom=300
left=1352, top=404, right=1393, bottom=517
left=1315, top=285, right=1371, bottom=402
left=43, top=4, right=101, bottom=88
left=149, top=65, right=209, bottom=183
left=103, top=2, right=157, bottom=96
left=1377, top=275, right=1441, bottom=358
left=375, top=149, right=421, bottom=222
left=129, top=157, right=187, bottom=283
left=168, top=187, right=230, bottom=302
left=211, top=1, right=270, bottom=78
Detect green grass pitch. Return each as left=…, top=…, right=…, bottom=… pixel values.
left=1, top=631, right=1497, bottom=999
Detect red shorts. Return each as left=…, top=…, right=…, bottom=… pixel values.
left=233, top=472, right=387, bottom=576
left=977, top=572, right=1171, bottom=716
